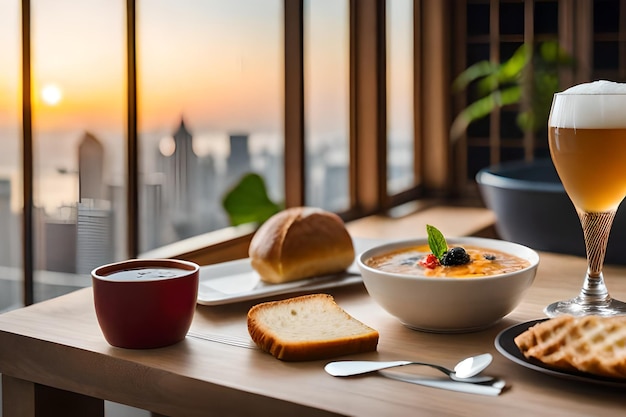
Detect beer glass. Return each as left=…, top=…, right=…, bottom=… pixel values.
left=545, top=80, right=626, bottom=316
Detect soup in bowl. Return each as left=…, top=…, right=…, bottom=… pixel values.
left=357, top=237, right=539, bottom=332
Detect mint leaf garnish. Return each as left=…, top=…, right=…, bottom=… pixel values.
left=426, top=224, right=448, bottom=260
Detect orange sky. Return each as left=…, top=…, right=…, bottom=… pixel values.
left=1, top=0, right=412, bottom=138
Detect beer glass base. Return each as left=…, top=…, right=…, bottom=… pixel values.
left=544, top=297, right=626, bottom=317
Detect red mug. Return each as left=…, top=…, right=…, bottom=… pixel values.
left=92, top=258, right=199, bottom=349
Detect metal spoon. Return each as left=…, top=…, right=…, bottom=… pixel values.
left=324, top=353, right=494, bottom=383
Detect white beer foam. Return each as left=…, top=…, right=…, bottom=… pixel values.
left=561, top=80, right=626, bottom=94
left=549, top=80, right=626, bottom=129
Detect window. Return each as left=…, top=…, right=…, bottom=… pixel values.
left=7, top=1, right=625, bottom=310
left=304, top=0, right=350, bottom=211
left=386, top=0, right=415, bottom=194
left=137, top=0, right=283, bottom=252
left=29, top=0, right=126, bottom=302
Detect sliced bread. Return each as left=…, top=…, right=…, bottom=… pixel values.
left=247, top=294, right=379, bottom=361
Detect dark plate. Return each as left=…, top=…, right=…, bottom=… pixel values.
left=494, top=319, right=626, bottom=387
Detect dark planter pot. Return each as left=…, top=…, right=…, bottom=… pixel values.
left=476, top=158, right=626, bottom=265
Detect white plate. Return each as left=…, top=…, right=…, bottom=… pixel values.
left=197, top=238, right=389, bottom=306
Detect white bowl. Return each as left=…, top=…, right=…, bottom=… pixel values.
left=357, top=237, right=539, bottom=333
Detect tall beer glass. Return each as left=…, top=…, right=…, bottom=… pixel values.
left=546, top=80, right=626, bottom=316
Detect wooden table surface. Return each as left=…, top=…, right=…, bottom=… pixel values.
left=1, top=210, right=626, bottom=417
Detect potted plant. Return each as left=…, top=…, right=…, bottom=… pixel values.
left=450, top=40, right=573, bottom=141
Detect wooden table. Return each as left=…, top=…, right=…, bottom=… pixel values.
left=2, top=215, right=626, bottom=416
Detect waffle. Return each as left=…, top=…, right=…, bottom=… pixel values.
left=514, top=315, right=626, bottom=379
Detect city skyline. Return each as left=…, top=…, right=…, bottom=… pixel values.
left=0, top=116, right=360, bottom=270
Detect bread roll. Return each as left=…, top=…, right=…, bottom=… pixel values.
left=247, top=294, right=379, bottom=361
left=249, top=207, right=355, bottom=284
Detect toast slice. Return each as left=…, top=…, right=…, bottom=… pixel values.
left=514, top=315, right=626, bottom=379
left=247, top=294, right=379, bottom=361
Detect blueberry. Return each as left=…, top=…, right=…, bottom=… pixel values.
left=483, top=253, right=496, bottom=261
left=400, top=256, right=420, bottom=266
left=440, top=247, right=471, bottom=266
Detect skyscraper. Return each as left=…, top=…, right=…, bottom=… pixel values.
left=226, top=134, right=251, bottom=187
left=76, top=132, right=113, bottom=274
left=166, top=119, right=200, bottom=239
left=76, top=201, right=113, bottom=274
left=78, top=132, right=105, bottom=201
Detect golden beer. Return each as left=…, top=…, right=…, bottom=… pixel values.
left=549, top=127, right=626, bottom=212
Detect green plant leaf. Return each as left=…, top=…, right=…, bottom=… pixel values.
left=426, top=224, right=448, bottom=260
left=538, top=40, right=574, bottom=65
left=452, top=61, right=500, bottom=92
left=222, top=173, right=282, bottom=226
left=498, top=43, right=529, bottom=80
left=450, top=40, right=574, bottom=140
left=450, top=85, right=522, bottom=139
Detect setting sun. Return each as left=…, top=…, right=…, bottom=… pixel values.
left=41, top=84, right=62, bottom=106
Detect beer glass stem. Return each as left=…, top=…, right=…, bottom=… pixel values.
left=545, top=208, right=626, bottom=317
left=577, top=210, right=614, bottom=304
left=578, top=209, right=615, bottom=279
left=578, top=271, right=610, bottom=304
